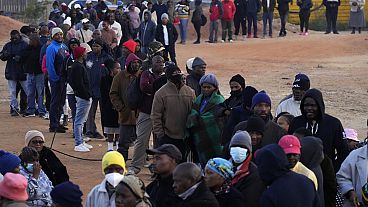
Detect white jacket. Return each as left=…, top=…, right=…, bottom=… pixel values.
left=275, top=96, right=302, bottom=117
left=336, top=145, right=368, bottom=207
left=86, top=179, right=116, bottom=207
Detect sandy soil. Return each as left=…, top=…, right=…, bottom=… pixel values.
left=0, top=16, right=367, bottom=201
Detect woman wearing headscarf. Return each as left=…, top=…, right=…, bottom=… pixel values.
left=25, top=130, right=69, bottom=186
left=115, top=175, right=152, bottom=207
left=19, top=147, right=53, bottom=207
left=187, top=73, right=225, bottom=167
left=204, top=158, right=244, bottom=207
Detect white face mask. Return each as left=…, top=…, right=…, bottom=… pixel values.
left=105, top=173, right=125, bottom=188
left=230, top=147, right=248, bottom=164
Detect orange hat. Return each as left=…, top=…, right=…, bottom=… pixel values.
left=123, top=39, right=137, bottom=53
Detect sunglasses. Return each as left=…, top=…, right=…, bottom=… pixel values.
left=31, top=140, right=44, bottom=144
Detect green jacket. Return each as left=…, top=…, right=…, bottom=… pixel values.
left=187, top=91, right=225, bottom=165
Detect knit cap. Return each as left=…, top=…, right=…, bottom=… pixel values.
left=51, top=27, right=63, bottom=37
left=251, top=91, right=271, bottom=109
left=63, top=17, right=72, bottom=27
left=123, top=39, right=137, bottom=53
left=230, top=131, right=252, bottom=152
left=102, top=151, right=127, bottom=174
left=0, top=173, right=28, bottom=201
left=161, top=13, right=169, bottom=20
left=0, top=150, right=21, bottom=175
left=73, top=46, right=86, bottom=59
left=192, top=57, right=206, bottom=68
left=206, top=158, right=234, bottom=181
left=25, top=130, right=45, bottom=146
left=246, top=116, right=266, bottom=135
left=199, top=73, right=219, bottom=88
left=50, top=181, right=83, bottom=207
left=230, top=74, right=245, bottom=89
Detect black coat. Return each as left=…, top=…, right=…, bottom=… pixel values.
left=215, top=186, right=245, bottom=207
left=0, top=39, right=28, bottom=81
left=261, top=0, right=276, bottom=12
left=39, top=147, right=69, bottom=186
left=100, top=69, right=119, bottom=128
left=234, top=0, right=247, bottom=17
left=288, top=88, right=349, bottom=172
left=69, top=61, right=91, bottom=100
left=155, top=23, right=178, bottom=46
left=178, top=181, right=220, bottom=207
left=277, top=0, right=292, bottom=12
left=146, top=175, right=179, bottom=207
left=23, top=44, right=43, bottom=75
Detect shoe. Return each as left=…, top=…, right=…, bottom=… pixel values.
left=242, top=35, right=247, bottom=40
left=221, top=40, right=225, bottom=43
left=10, top=110, right=19, bottom=117
left=19, top=110, right=26, bottom=115
left=269, top=34, right=273, bottom=38
left=49, top=128, right=66, bottom=133
left=85, top=132, right=94, bottom=138
left=59, top=125, right=68, bottom=130
left=92, top=132, right=105, bottom=139
left=247, top=34, right=251, bottom=38
left=205, top=40, right=214, bottom=43
left=333, top=31, right=339, bottom=34
left=74, top=144, right=90, bottom=152
left=83, top=137, right=92, bottom=142
left=234, top=35, right=238, bottom=40
left=261, top=35, right=266, bottom=39
left=299, top=32, right=304, bottom=35
left=193, top=41, right=200, bottom=44
left=23, top=113, right=35, bottom=117
left=43, top=112, right=49, bottom=120
left=229, top=39, right=233, bottom=43
left=253, top=35, right=259, bottom=38
left=325, top=31, right=331, bottom=34
left=304, top=32, right=309, bottom=36
left=83, top=142, right=93, bottom=149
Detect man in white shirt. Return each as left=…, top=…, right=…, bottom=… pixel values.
left=76, top=18, right=93, bottom=43
left=155, top=13, right=178, bottom=64
left=276, top=73, right=310, bottom=117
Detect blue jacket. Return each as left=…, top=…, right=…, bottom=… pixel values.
left=85, top=51, right=112, bottom=99
left=255, top=144, right=321, bottom=207
left=0, top=39, right=28, bottom=81
left=46, top=40, right=69, bottom=82
left=139, top=11, right=157, bottom=47
left=246, top=0, right=261, bottom=13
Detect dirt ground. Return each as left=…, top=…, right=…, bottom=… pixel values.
left=0, top=16, right=367, bottom=201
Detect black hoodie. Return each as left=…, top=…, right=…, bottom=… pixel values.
left=255, top=144, right=320, bottom=207
left=288, top=88, right=349, bottom=172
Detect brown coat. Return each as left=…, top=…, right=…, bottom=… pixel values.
left=109, top=70, right=139, bottom=125
left=151, top=81, right=195, bottom=140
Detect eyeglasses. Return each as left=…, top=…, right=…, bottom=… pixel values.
left=31, top=140, right=44, bottom=145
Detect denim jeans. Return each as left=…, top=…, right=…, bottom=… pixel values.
left=221, top=20, right=233, bottom=41
left=209, top=20, right=219, bottom=42
left=74, top=97, right=92, bottom=146
left=8, top=80, right=28, bottom=111
left=26, top=74, right=46, bottom=114
left=247, top=12, right=258, bottom=35
left=179, top=19, right=189, bottom=43
left=262, top=12, right=274, bottom=36
left=49, top=80, right=66, bottom=129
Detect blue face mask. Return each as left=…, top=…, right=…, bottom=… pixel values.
left=230, top=147, right=248, bottom=164
left=26, top=163, right=33, bottom=172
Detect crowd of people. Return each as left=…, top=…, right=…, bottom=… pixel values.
left=0, top=0, right=368, bottom=206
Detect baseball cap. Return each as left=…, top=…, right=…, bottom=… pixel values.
left=278, top=135, right=301, bottom=155
left=81, top=18, right=90, bottom=24
left=343, top=128, right=359, bottom=142
left=146, top=144, right=182, bottom=163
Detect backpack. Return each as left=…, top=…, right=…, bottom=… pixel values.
left=201, top=14, right=207, bottom=26
left=127, top=74, right=144, bottom=110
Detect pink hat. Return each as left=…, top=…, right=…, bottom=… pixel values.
left=0, top=173, right=28, bottom=201
left=344, top=128, right=359, bottom=142
left=278, top=135, right=301, bottom=155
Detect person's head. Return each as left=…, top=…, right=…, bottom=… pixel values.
left=81, top=18, right=90, bottom=30
left=25, top=130, right=45, bottom=152
left=301, top=88, right=325, bottom=121
left=152, top=55, right=164, bottom=74
left=242, top=86, right=258, bottom=110
left=51, top=27, right=63, bottom=42
left=343, top=128, right=360, bottom=151
left=166, top=64, right=183, bottom=86
left=122, top=39, right=137, bottom=56
left=91, top=38, right=104, bottom=54
left=92, top=29, right=102, bottom=39
left=246, top=116, right=266, bottom=147
left=19, top=147, right=39, bottom=173
left=125, top=53, right=142, bottom=74
left=251, top=91, right=272, bottom=121
left=68, top=38, right=81, bottom=52
left=299, top=136, right=324, bottom=170
left=102, top=151, right=126, bottom=188
left=204, top=158, right=234, bottom=190
left=292, top=73, right=310, bottom=101
left=293, top=127, right=312, bottom=139
left=229, top=131, right=252, bottom=164
left=146, top=144, right=182, bottom=176
left=161, top=13, right=169, bottom=25
left=186, top=57, right=195, bottom=74
left=86, top=0, right=93, bottom=8
left=0, top=150, right=21, bottom=175
left=278, top=135, right=301, bottom=169
left=74, top=3, right=82, bottom=11
left=104, top=59, right=121, bottom=76
left=29, top=34, right=41, bottom=47
left=173, top=162, right=202, bottom=195
left=191, top=57, right=206, bottom=78
left=275, top=112, right=294, bottom=132
left=73, top=46, right=87, bottom=61
left=148, top=41, right=165, bottom=58
left=10, top=30, right=20, bottom=43
left=52, top=1, right=59, bottom=9
left=50, top=181, right=83, bottom=207
left=39, top=25, right=49, bottom=36
left=20, top=26, right=31, bottom=36
left=143, top=11, right=151, bottom=22
left=0, top=173, right=28, bottom=202
left=229, top=74, right=245, bottom=96
left=147, top=1, right=153, bottom=10
left=134, top=39, right=141, bottom=52
left=116, top=175, right=148, bottom=207
left=102, top=20, right=110, bottom=30
left=129, top=4, right=135, bottom=11
left=199, top=73, right=219, bottom=97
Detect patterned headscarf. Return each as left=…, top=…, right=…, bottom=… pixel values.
left=206, top=158, right=234, bottom=181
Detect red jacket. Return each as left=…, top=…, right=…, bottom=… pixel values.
left=222, top=0, right=236, bottom=21
left=210, top=1, right=223, bottom=21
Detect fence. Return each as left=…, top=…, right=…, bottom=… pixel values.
left=0, top=0, right=30, bottom=14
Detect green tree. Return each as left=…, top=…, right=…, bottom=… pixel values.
left=23, top=0, right=48, bottom=24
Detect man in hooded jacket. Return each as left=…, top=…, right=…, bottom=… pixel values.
left=139, top=11, right=156, bottom=54
left=255, top=144, right=320, bottom=207
left=288, top=88, right=349, bottom=172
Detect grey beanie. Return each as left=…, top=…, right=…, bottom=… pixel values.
left=192, top=57, right=206, bottom=68
left=161, top=13, right=169, bottom=20
left=230, top=131, right=252, bottom=152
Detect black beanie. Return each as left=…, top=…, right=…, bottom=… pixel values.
left=230, top=74, right=246, bottom=89
left=246, top=116, right=266, bottom=135
left=51, top=181, right=83, bottom=207
left=242, top=86, right=258, bottom=108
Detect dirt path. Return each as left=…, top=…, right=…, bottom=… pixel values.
left=0, top=32, right=367, bottom=201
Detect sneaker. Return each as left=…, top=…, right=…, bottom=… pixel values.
left=221, top=40, right=225, bottom=43
left=234, top=35, right=238, bottom=40
left=242, top=35, right=247, bottom=41
left=10, top=110, right=19, bottom=117
left=49, top=128, right=66, bottom=133
left=83, top=142, right=93, bottom=149
left=74, top=144, right=90, bottom=152
left=92, top=132, right=105, bottom=139
left=83, top=137, right=92, bottom=142
left=43, top=112, right=49, bottom=120
left=229, top=39, right=233, bottom=43
left=247, top=34, right=252, bottom=38
left=304, top=32, right=309, bottom=36
left=23, top=113, right=35, bottom=117
left=59, top=125, right=68, bottom=130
